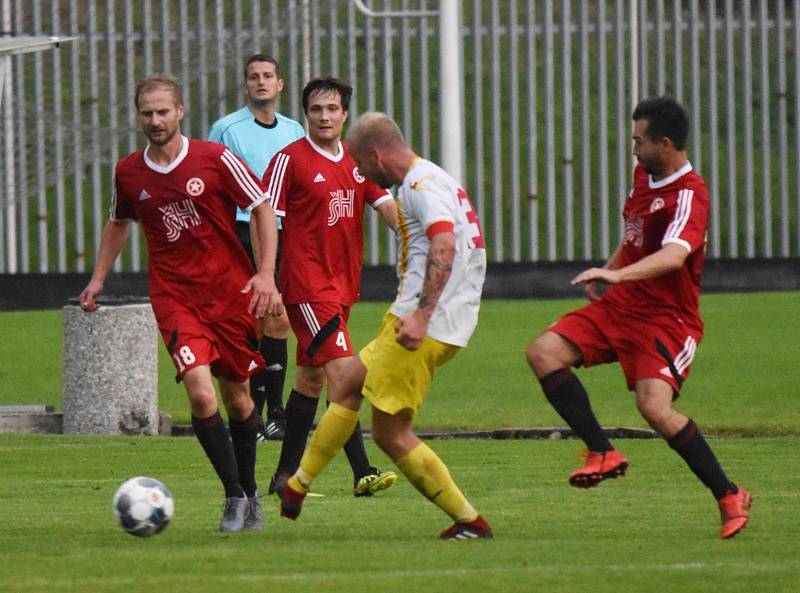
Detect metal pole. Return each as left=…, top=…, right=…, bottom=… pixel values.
left=630, top=0, right=638, bottom=106
left=561, top=0, right=574, bottom=261
left=439, top=0, right=462, bottom=183
left=1, top=0, right=12, bottom=273
left=33, top=0, right=47, bottom=272
left=302, top=0, right=310, bottom=83
left=526, top=0, right=537, bottom=261
left=544, top=0, right=556, bottom=260
left=490, top=0, right=503, bottom=259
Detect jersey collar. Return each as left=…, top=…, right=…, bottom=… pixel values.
left=648, top=161, right=692, bottom=189
left=247, top=105, right=279, bottom=129
left=306, top=135, right=344, bottom=162
left=143, top=135, right=189, bottom=174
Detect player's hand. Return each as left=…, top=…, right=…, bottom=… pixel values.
left=571, top=267, right=622, bottom=288
left=79, top=280, right=103, bottom=312
left=242, top=272, right=283, bottom=319
left=394, top=310, right=428, bottom=351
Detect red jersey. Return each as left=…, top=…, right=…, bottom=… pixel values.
left=603, top=163, right=708, bottom=333
left=264, top=136, right=393, bottom=305
left=111, top=136, right=268, bottom=322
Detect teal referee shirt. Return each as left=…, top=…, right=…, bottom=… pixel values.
left=209, top=106, right=305, bottom=223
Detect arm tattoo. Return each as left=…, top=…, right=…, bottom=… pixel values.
left=418, top=238, right=454, bottom=313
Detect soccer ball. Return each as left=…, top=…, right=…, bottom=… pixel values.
left=112, top=476, right=174, bottom=537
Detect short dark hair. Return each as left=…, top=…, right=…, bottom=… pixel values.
left=302, top=77, right=352, bottom=114
left=243, top=53, right=281, bottom=80
left=135, top=75, right=183, bottom=109
left=632, top=96, right=690, bottom=150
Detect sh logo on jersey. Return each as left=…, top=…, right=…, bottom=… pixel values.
left=327, top=189, right=355, bottom=226
left=160, top=199, right=202, bottom=242
left=623, top=215, right=644, bottom=247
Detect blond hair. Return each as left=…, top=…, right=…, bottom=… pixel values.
left=346, top=112, right=406, bottom=153
left=134, top=75, right=184, bottom=109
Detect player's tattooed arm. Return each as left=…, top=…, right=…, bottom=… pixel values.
left=394, top=230, right=455, bottom=350
left=418, top=232, right=455, bottom=315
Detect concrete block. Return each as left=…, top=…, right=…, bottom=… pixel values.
left=0, top=412, right=63, bottom=433
left=62, top=301, right=159, bottom=435
left=158, top=412, right=173, bottom=436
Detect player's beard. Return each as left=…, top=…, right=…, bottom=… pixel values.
left=146, top=125, right=178, bottom=146
left=638, top=155, right=664, bottom=178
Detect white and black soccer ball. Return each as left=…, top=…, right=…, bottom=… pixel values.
left=112, top=476, right=174, bottom=537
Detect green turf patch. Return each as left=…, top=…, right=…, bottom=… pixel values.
left=1, top=293, right=797, bottom=434
left=0, top=435, right=796, bottom=593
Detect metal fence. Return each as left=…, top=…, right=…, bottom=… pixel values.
left=1, top=0, right=799, bottom=274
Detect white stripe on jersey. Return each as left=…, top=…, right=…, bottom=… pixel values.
left=673, top=336, right=697, bottom=375
left=664, top=189, right=693, bottom=243
left=299, top=303, right=321, bottom=335
left=267, top=153, right=290, bottom=210
left=221, top=149, right=264, bottom=203
left=221, top=149, right=264, bottom=202
left=222, top=149, right=263, bottom=198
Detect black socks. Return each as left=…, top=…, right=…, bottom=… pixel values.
left=260, top=337, right=288, bottom=414
left=668, top=419, right=735, bottom=500
left=192, top=411, right=243, bottom=498
left=539, top=368, right=613, bottom=452
left=276, top=389, right=320, bottom=475
left=228, top=409, right=261, bottom=498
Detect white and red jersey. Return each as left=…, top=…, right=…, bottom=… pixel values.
left=263, top=136, right=393, bottom=305
left=603, top=162, right=708, bottom=333
left=111, top=136, right=268, bottom=322
left=391, top=159, right=487, bottom=347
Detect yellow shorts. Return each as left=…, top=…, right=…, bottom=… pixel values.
left=360, top=312, right=460, bottom=418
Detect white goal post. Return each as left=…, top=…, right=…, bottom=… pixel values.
left=0, top=35, right=77, bottom=273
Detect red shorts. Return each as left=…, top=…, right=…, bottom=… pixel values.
left=157, top=308, right=264, bottom=383
left=286, top=302, right=353, bottom=367
left=549, top=299, right=702, bottom=394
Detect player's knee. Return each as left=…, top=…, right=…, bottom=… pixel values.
left=295, top=369, right=325, bottom=397
left=186, top=386, right=217, bottom=417
left=526, top=334, right=556, bottom=373
left=635, top=395, right=669, bottom=427
left=227, top=394, right=254, bottom=421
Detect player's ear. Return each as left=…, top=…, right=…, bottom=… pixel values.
left=374, top=146, right=386, bottom=166
left=276, top=78, right=284, bottom=93
left=176, top=103, right=185, bottom=121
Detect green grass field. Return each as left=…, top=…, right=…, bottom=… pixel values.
left=0, top=434, right=797, bottom=593
left=2, top=293, right=798, bottom=433
left=1, top=293, right=798, bottom=592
